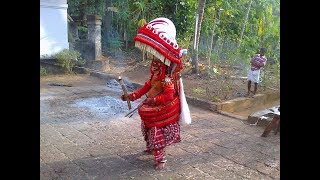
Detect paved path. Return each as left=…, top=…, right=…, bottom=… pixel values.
left=40, top=74, right=280, bottom=179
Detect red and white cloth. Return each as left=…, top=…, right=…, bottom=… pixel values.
left=251, top=54, right=267, bottom=71
left=141, top=121, right=181, bottom=162
left=248, top=54, right=267, bottom=83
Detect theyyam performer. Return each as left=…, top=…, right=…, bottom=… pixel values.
left=120, top=17, right=191, bottom=170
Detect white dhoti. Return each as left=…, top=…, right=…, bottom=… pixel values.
left=247, top=69, right=260, bottom=83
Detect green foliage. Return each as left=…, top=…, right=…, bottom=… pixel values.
left=67, top=0, right=280, bottom=77
left=110, top=0, right=197, bottom=50
left=152, top=0, right=197, bottom=48
left=88, top=0, right=105, bottom=16
left=199, top=0, right=280, bottom=71
left=191, top=87, right=206, bottom=95
left=68, top=0, right=105, bottom=17
left=78, top=26, right=88, bottom=39
left=40, top=66, right=48, bottom=76
left=211, top=96, right=221, bottom=103
left=106, top=36, right=124, bottom=55
left=260, top=60, right=280, bottom=90
left=53, top=49, right=82, bottom=73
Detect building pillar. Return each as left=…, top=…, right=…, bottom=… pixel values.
left=87, top=15, right=102, bottom=60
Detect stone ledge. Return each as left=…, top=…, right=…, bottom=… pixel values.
left=216, top=93, right=280, bottom=113
left=40, top=59, right=99, bottom=75
left=216, top=110, right=247, bottom=121
left=184, top=96, right=218, bottom=112
left=40, top=58, right=66, bottom=74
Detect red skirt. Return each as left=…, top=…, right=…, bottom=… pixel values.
left=138, top=96, right=180, bottom=128
left=141, top=121, right=181, bottom=151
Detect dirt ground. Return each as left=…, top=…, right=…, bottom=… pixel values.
left=42, top=51, right=278, bottom=103
left=114, top=59, right=279, bottom=102
left=41, top=53, right=280, bottom=117
left=108, top=54, right=280, bottom=117
left=40, top=73, right=106, bottom=89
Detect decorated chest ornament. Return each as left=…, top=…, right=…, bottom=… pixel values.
left=163, top=75, right=173, bottom=86
left=134, top=17, right=188, bottom=70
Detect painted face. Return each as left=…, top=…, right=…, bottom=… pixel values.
left=150, top=58, right=166, bottom=75
left=151, top=59, right=162, bottom=73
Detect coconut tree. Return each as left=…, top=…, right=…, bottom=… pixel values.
left=237, top=0, right=253, bottom=48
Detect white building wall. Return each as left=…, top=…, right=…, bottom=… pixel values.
left=40, top=0, right=69, bottom=56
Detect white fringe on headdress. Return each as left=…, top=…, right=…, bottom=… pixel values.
left=135, top=41, right=171, bottom=66
left=179, top=77, right=192, bottom=125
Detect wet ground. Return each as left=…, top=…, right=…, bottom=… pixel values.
left=40, top=74, right=280, bottom=179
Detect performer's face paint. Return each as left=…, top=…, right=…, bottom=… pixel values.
left=150, top=58, right=163, bottom=74
left=151, top=60, right=161, bottom=73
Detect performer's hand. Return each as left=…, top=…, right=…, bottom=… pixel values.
left=121, top=94, right=129, bottom=101
left=121, top=93, right=135, bottom=101
left=143, top=97, right=155, bottom=105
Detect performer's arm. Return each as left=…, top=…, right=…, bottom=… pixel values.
left=128, top=80, right=151, bottom=101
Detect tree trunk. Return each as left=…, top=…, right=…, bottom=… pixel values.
left=124, top=31, right=128, bottom=50
left=237, top=0, right=253, bottom=48
left=104, top=0, right=112, bottom=44
left=191, top=0, right=206, bottom=74
left=207, top=13, right=216, bottom=69
left=196, top=0, right=206, bottom=48
left=207, top=31, right=215, bottom=73
left=191, top=14, right=199, bottom=74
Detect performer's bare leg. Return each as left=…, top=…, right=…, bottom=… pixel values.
left=153, top=148, right=166, bottom=170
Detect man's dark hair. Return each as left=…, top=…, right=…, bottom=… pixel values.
left=260, top=48, right=267, bottom=53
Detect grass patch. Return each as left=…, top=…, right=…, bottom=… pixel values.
left=40, top=66, right=48, bottom=76
left=191, top=87, right=206, bottom=95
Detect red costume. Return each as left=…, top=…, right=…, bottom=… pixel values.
left=121, top=17, right=191, bottom=170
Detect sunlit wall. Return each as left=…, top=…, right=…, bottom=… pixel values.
left=40, top=0, right=69, bottom=56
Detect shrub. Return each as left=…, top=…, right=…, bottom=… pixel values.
left=260, top=60, right=280, bottom=90
left=53, top=49, right=82, bottom=73
left=192, top=87, right=206, bottom=95
left=211, top=96, right=221, bottom=103
left=40, top=66, right=48, bottom=76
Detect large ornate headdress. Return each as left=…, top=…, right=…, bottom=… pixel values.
left=134, top=17, right=187, bottom=68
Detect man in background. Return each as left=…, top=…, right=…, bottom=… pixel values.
left=247, top=48, right=267, bottom=97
